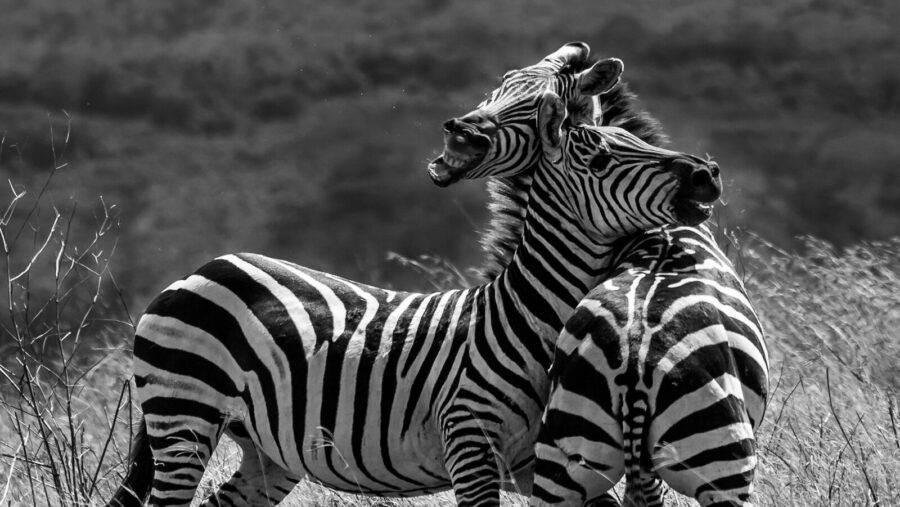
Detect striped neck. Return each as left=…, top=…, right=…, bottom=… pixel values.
left=477, top=82, right=667, bottom=282
left=484, top=159, right=616, bottom=365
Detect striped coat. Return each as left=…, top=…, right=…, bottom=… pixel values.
left=531, top=225, right=768, bottom=506
left=108, top=74, right=719, bottom=506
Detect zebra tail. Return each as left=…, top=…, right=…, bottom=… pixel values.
left=622, top=392, right=649, bottom=506
left=106, top=420, right=153, bottom=507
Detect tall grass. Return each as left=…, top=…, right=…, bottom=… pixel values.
left=743, top=234, right=900, bottom=506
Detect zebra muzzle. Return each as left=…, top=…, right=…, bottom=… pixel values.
left=427, top=118, right=494, bottom=186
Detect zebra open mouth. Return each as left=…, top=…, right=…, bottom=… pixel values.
left=428, top=147, right=488, bottom=187
left=428, top=118, right=494, bottom=187
left=670, top=159, right=721, bottom=225
left=674, top=199, right=716, bottom=225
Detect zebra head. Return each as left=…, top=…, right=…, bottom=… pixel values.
left=537, top=92, right=722, bottom=237
left=428, top=42, right=623, bottom=187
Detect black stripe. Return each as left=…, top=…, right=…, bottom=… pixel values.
left=133, top=334, right=238, bottom=397
left=379, top=294, right=427, bottom=486
left=657, top=394, right=746, bottom=446
left=665, top=438, right=755, bottom=471
left=142, top=397, right=221, bottom=426
left=401, top=295, right=442, bottom=376
left=653, top=342, right=732, bottom=416
left=350, top=291, right=406, bottom=490
left=424, top=293, right=473, bottom=422
left=497, top=279, right=549, bottom=367
left=402, top=292, right=460, bottom=437
left=505, top=255, right=561, bottom=331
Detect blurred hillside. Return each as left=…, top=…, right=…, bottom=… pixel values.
left=1, top=0, right=898, bottom=306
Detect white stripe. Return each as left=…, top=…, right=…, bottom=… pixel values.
left=273, top=259, right=347, bottom=340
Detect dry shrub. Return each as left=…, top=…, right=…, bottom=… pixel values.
left=0, top=122, right=134, bottom=506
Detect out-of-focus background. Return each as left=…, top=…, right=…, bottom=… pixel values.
left=2, top=0, right=898, bottom=305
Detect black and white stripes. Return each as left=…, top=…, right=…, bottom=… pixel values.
left=107, top=42, right=729, bottom=507
left=530, top=225, right=768, bottom=506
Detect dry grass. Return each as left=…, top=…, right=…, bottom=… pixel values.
left=742, top=234, right=900, bottom=506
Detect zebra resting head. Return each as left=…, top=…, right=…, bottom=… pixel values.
left=428, top=41, right=624, bottom=186
left=535, top=90, right=723, bottom=238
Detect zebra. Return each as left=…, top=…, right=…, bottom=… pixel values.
left=428, top=42, right=624, bottom=187
left=106, top=44, right=721, bottom=507
left=430, top=45, right=768, bottom=507
left=530, top=225, right=768, bottom=506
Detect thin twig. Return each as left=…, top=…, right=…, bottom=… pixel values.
left=87, top=378, right=129, bottom=498
left=889, top=397, right=900, bottom=454
left=826, top=370, right=879, bottom=504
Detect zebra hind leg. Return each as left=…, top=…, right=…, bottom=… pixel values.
left=199, top=426, right=301, bottom=506
left=620, top=474, right=665, bottom=507
left=651, top=397, right=758, bottom=506
left=144, top=414, right=224, bottom=507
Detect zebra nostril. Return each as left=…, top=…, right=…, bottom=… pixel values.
left=442, top=119, right=457, bottom=133
left=708, top=162, right=720, bottom=178
left=691, top=167, right=713, bottom=188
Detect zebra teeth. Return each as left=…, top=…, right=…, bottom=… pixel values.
left=427, top=144, right=488, bottom=187
left=428, top=161, right=449, bottom=180
left=442, top=150, right=476, bottom=169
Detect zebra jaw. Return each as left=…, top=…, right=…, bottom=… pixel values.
left=675, top=199, right=715, bottom=225
left=428, top=146, right=487, bottom=187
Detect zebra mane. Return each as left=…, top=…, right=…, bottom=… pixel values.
left=476, top=80, right=669, bottom=282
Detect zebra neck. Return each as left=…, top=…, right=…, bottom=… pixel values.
left=484, top=177, right=616, bottom=367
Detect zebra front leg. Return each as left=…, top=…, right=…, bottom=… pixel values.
left=440, top=413, right=504, bottom=507
left=443, top=439, right=502, bottom=506
left=199, top=427, right=301, bottom=507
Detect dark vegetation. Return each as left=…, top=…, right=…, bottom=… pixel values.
left=1, top=0, right=897, bottom=308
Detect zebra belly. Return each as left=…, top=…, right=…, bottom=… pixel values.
left=220, top=339, right=454, bottom=496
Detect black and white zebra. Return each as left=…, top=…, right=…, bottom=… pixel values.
left=107, top=45, right=720, bottom=507
left=428, top=42, right=624, bottom=187
left=530, top=225, right=768, bottom=507
left=430, top=46, right=767, bottom=506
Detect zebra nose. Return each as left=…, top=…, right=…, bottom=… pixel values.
left=688, top=163, right=722, bottom=203
left=691, top=165, right=713, bottom=187
left=442, top=118, right=461, bottom=133
left=669, top=158, right=722, bottom=203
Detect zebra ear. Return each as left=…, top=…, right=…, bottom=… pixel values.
left=538, top=91, right=565, bottom=157
left=577, top=57, right=624, bottom=96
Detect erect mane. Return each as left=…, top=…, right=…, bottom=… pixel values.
left=476, top=80, right=669, bottom=281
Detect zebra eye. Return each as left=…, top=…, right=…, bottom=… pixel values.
left=590, top=150, right=613, bottom=172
